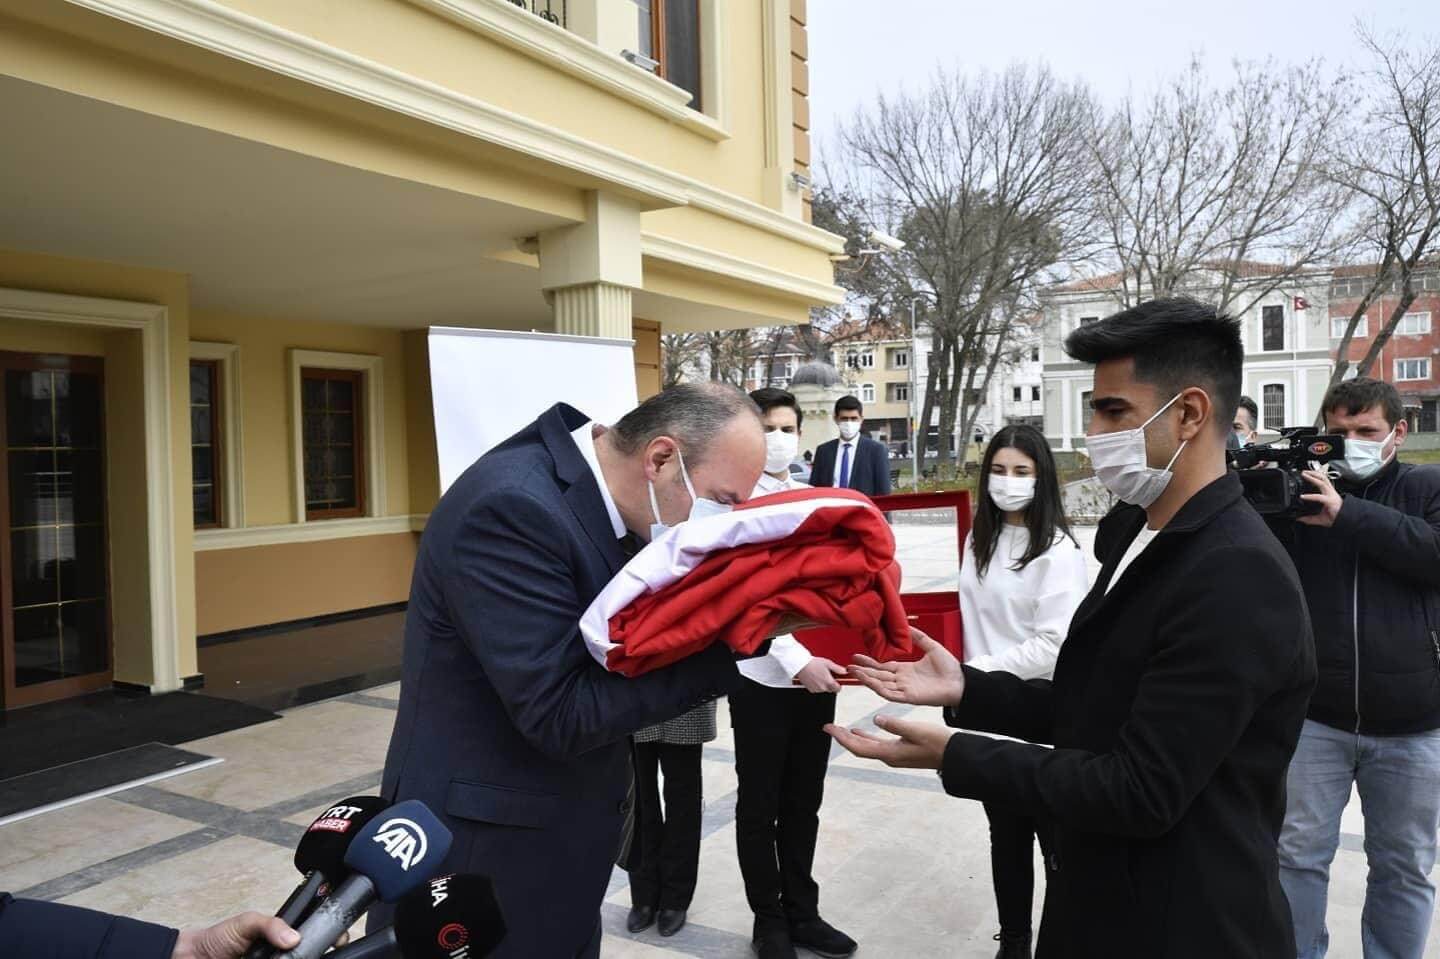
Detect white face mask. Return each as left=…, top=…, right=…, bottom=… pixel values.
left=764, top=430, right=799, bottom=474
left=648, top=446, right=731, bottom=540
left=837, top=420, right=861, bottom=441
left=1086, top=393, right=1188, bottom=509
left=988, top=475, right=1036, bottom=513
left=1332, top=427, right=1396, bottom=483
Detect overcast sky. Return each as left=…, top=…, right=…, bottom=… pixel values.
left=808, top=0, right=1439, bottom=159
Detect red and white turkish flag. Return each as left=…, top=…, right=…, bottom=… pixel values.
left=580, top=487, right=911, bottom=676
left=1294, top=295, right=1309, bottom=311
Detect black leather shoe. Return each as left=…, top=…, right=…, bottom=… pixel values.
left=993, top=929, right=1033, bottom=959
left=789, top=917, right=857, bottom=957
left=657, top=908, right=688, bottom=937
left=626, top=904, right=656, bottom=934
left=752, top=921, right=798, bottom=959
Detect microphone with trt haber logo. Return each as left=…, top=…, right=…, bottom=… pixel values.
left=243, top=795, right=390, bottom=959
left=275, top=799, right=453, bottom=959
left=318, top=873, right=507, bottom=959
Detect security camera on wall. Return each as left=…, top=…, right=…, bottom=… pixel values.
left=866, top=230, right=906, bottom=253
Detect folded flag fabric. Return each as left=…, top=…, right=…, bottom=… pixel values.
left=580, top=486, right=912, bottom=677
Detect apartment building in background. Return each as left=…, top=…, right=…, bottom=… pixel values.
left=1330, top=266, right=1440, bottom=434
left=0, top=0, right=840, bottom=708
left=1040, top=267, right=1336, bottom=450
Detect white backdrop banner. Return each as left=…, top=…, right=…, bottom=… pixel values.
left=428, top=327, right=637, bottom=493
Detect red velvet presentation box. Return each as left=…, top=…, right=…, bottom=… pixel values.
left=794, top=490, right=971, bottom=683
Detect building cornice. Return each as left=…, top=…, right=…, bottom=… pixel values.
left=66, top=0, right=845, bottom=254
left=642, top=233, right=844, bottom=304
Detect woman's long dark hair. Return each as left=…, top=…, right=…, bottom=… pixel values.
left=971, top=424, right=1074, bottom=577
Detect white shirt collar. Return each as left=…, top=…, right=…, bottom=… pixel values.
left=569, top=420, right=626, bottom=539
left=754, top=471, right=808, bottom=496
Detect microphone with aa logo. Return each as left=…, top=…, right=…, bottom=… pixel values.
left=244, top=795, right=389, bottom=959
left=275, top=799, right=453, bottom=959
left=320, top=873, right=507, bottom=958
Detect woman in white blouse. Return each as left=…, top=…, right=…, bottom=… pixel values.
left=959, top=424, right=1089, bottom=959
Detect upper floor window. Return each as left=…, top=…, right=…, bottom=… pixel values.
left=1262, top=383, right=1287, bottom=430
left=1397, top=312, right=1432, bottom=335
left=1262, top=305, right=1285, bottom=351
left=1031, top=386, right=1041, bottom=402
left=1080, top=389, right=1094, bottom=434
left=1332, top=315, right=1368, bottom=339
left=1396, top=358, right=1431, bottom=381
left=891, top=350, right=910, bottom=369
left=1030, top=346, right=1040, bottom=362
left=891, top=383, right=910, bottom=403
left=1079, top=316, right=1099, bottom=327
left=1012, top=387, right=1023, bottom=402
left=637, top=0, right=701, bottom=109
left=861, top=383, right=876, bottom=403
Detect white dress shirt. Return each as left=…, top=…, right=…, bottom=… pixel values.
left=959, top=525, right=1090, bottom=681
left=569, top=420, right=625, bottom=539
left=737, top=470, right=816, bottom=688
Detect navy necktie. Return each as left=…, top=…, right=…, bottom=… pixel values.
left=839, top=443, right=852, bottom=489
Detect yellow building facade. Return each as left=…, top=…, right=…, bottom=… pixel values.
left=0, top=0, right=840, bottom=707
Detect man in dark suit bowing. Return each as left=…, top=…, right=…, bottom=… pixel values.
left=373, top=383, right=765, bottom=957
left=808, top=395, right=892, bottom=497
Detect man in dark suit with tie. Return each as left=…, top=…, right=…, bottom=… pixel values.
left=808, top=395, right=893, bottom=497
left=373, top=383, right=766, bottom=957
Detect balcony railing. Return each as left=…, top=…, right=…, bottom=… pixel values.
left=509, top=0, right=567, bottom=27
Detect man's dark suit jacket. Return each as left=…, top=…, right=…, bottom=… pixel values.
left=0, top=895, right=176, bottom=958
left=374, top=403, right=741, bottom=957
left=941, top=473, right=1316, bottom=957
left=809, top=435, right=891, bottom=497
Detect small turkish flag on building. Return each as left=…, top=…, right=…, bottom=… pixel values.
left=1294, top=295, right=1309, bottom=311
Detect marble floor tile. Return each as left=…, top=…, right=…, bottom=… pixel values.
left=153, top=700, right=393, bottom=810
left=0, top=798, right=197, bottom=892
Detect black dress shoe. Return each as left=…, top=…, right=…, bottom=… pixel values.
left=626, top=904, right=656, bottom=934
left=993, top=929, right=1033, bottom=959
left=789, top=917, right=857, bottom=958
left=752, top=924, right=798, bottom=959
left=657, top=908, right=688, bottom=937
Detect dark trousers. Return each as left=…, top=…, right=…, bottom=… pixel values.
left=628, top=741, right=704, bottom=911
left=983, top=800, right=1054, bottom=936
left=731, top=683, right=837, bottom=928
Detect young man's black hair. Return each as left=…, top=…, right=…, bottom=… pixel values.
left=1064, top=297, right=1243, bottom=436
left=834, top=395, right=863, bottom=418
left=1321, top=377, right=1404, bottom=428
left=750, top=387, right=804, bottom=429
left=1237, top=395, right=1259, bottom=428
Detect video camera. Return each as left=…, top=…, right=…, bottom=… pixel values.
left=1227, top=427, right=1346, bottom=519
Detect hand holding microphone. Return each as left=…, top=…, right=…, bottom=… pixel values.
left=276, top=800, right=453, bottom=959
left=242, top=795, right=389, bottom=959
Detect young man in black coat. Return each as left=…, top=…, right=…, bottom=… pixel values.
left=829, top=298, right=1317, bottom=958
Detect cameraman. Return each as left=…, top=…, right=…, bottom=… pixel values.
left=1271, top=377, right=1440, bottom=959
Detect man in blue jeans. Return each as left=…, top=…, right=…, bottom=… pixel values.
left=1270, top=377, right=1440, bottom=958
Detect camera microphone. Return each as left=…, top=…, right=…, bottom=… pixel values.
left=321, top=873, right=507, bottom=959
left=243, top=795, right=389, bottom=959
left=275, top=799, right=453, bottom=959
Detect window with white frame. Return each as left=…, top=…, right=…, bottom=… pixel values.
left=288, top=350, right=385, bottom=523
left=1396, top=358, right=1431, bottom=381
left=1397, top=312, right=1432, bottom=335
left=1031, top=386, right=1041, bottom=402
left=891, top=349, right=910, bottom=369
left=1031, top=346, right=1041, bottom=362
left=1262, top=305, right=1285, bottom=351
left=891, top=383, right=910, bottom=402
left=1332, top=315, right=1368, bottom=339
left=1262, top=383, right=1287, bottom=431
left=859, top=352, right=875, bottom=369
left=1013, top=386, right=1022, bottom=402
left=861, top=383, right=875, bottom=403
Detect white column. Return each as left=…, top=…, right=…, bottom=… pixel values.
left=551, top=282, right=633, bottom=340
left=539, top=191, right=642, bottom=342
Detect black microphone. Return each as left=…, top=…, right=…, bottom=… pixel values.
left=243, top=796, right=389, bottom=959
left=322, top=873, right=507, bottom=959
left=276, top=800, right=453, bottom=959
